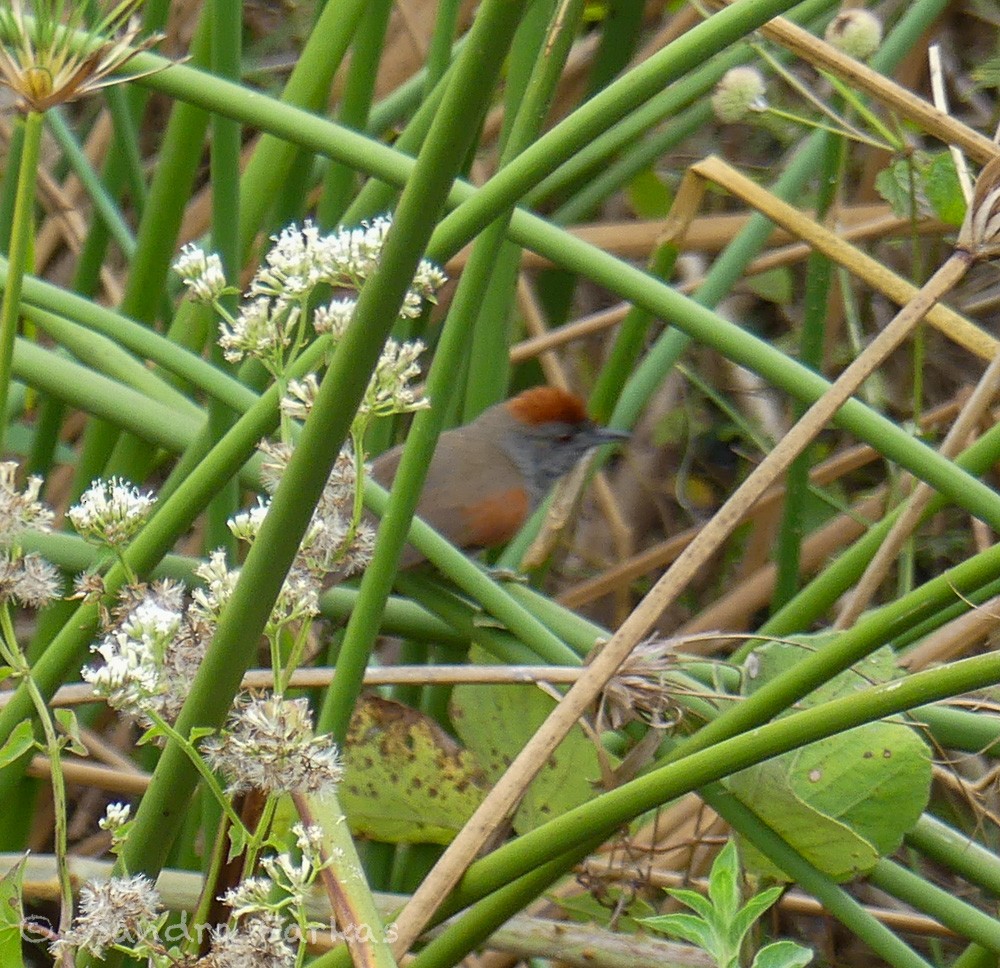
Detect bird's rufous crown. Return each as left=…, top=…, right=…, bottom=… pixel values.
left=506, top=386, right=589, bottom=426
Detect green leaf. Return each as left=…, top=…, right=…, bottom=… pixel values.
left=641, top=912, right=716, bottom=953
left=627, top=168, right=673, bottom=219
left=732, top=639, right=931, bottom=881
left=227, top=821, right=248, bottom=861
left=54, top=709, right=87, bottom=757
left=707, top=840, right=741, bottom=926
left=340, top=696, right=486, bottom=844
left=0, top=855, right=26, bottom=967
left=0, top=721, right=35, bottom=770
left=554, top=889, right=655, bottom=931
left=730, top=885, right=784, bottom=943
left=451, top=654, right=617, bottom=833
left=875, top=157, right=921, bottom=220
left=924, top=152, right=966, bottom=226
left=665, top=886, right=715, bottom=921
left=752, top=939, right=814, bottom=968
left=746, top=267, right=793, bottom=306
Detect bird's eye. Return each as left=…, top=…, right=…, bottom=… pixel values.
left=556, top=432, right=573, bottom=443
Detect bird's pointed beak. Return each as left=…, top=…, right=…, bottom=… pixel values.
left=587, top=425, right=630, bottom=447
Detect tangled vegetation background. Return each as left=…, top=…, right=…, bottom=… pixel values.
left=0, top=0, right=998, bottom=965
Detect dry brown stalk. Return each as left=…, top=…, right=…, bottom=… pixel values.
left=835, top=353, right=1000, bottom=629
left=708, top=0, right=998, bottom=164
left=387, top=154, right=1000, bottom=956
left=674, top=156, right=998, bottom=361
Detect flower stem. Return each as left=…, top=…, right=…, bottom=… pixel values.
left=0, top=109, right=43, bottom=455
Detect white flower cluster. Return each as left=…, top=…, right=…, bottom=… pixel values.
left=52, top=874, right=163, bottom=959
left=203, top=547, right=321, bottom=632
left=173, top=243, right=228, bottom=303
left=172, top=216, right=447, bottom=370
left=82, top=582, right=213, bottom=727
left=68, top=477, right=156, bottom=548
left=0, top=462, right=60, bottom=609
left=201, top=694, right=343, bottom=796
left=218, top=297, right=301, bottom=367
left=234, top=441, right=375, bottom=584
left=280, top=336, right=429, bottom=425
left=221, top=822, right=327, bottom=917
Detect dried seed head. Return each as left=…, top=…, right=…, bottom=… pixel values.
left=958, top=155, right=1000, bottom=258
left=824, top=9, right=882, bottom=60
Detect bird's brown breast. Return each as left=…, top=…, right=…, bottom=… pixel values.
left=456, top=487, right=530, bottom=548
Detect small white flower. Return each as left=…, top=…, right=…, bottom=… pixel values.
left=83, top=629, right=164, bottom=712
left=250, top=220, right=329, bottom=302
left=219, top=876, right=273, bottom=918
left=99, top=802, right=132, bottom=831
left=228, top=498, right=270, bottom=544
left=363, top=339, right=429, bottom=416
left=279, top=375, right=319, bottom=423
left=712, top=66, right=768, bottom=123
left=173, top=243, right=228, bottom=303
left=0, top=462, right=53, bottom=541
left=312, top=297, right=357, bottom=339
left=190, top=550, right=240, bottom=622
left=293, top=822, right=325, bottom=855
left=218, top=297, right=299, bottom=366
left=68, top=478, right=155, bottom=547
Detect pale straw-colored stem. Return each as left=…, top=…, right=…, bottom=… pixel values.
left=836, top=349, right=1000, bottom=629
left=389, top=248, right=973, bottom=956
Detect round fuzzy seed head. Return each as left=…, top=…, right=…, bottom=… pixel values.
left=711, top=67, right=767, bottom=123
left=825, top=9, right=882, bottom=60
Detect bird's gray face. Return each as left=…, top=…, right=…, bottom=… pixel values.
left=505, top=420, right=628, bottom=505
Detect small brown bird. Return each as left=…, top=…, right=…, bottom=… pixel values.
left=372, top=386, right=628, bottom=565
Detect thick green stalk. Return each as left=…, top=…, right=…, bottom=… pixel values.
left=462, top=0, right=581, bottom=420
left=117, top=0, right=534, bottom=882
left=316, top=0, right=394, bottom=228
left=0, top=110, right=42, bottom=454
left=423, top=0, right=462, bottom=95
left=70, top=11, right=212, bottom=494
left=205, top=0, right=242, bottom=555
left=429, top=0, right=806, bottom=250
left=45, top=108, right=136, bottom=257
left=236, top=0, right=369, bottom=255
left=763, top=416, right=1000, bottom=637
left=905, top=815, right=1000, bottom=897
left=869, top=859, right=1000, bottom=952
left=10, top=341, right=199, bottom=450
left=772, top=135, right=843, bottom=609
left=23, top=308, right=201, bottom=421
left=446, top=650, right=1000, bottom=913
left=316, top=0, right=537, bottom=745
